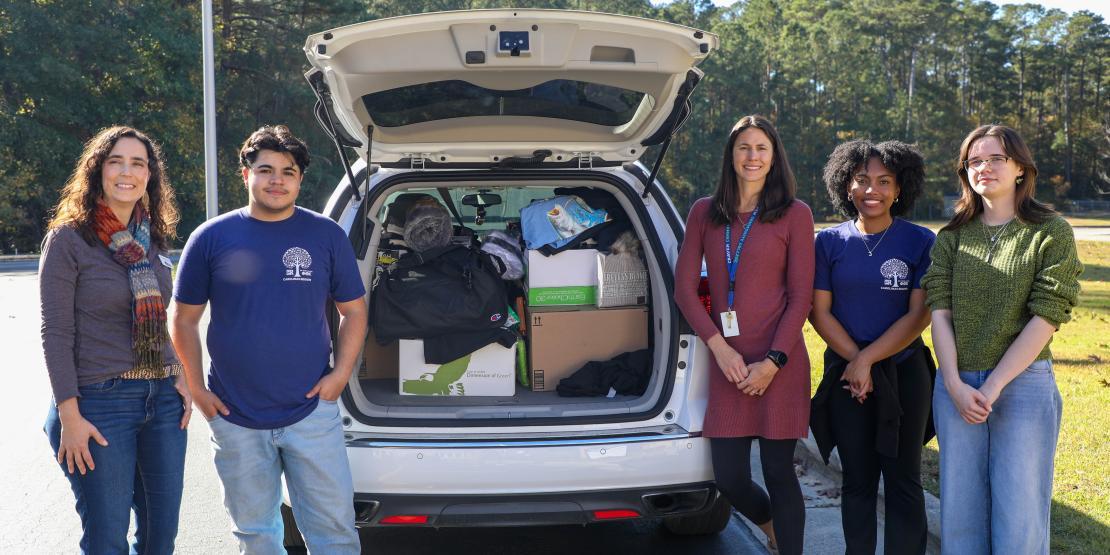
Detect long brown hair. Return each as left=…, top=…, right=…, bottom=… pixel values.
left=48, top=126, right=179, bottom=249
left=944, top=124, right=1055, bottom=231
left=709, top=115, right=797, bottom=225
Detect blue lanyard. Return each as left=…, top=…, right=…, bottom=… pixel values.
left=724, top=207, right=759, bottom=310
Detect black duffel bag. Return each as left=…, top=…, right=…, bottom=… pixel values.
left=371, top=244, right=509, bottom=344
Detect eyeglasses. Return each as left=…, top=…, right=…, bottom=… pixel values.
left=962, top=155, right=1010, bottom=171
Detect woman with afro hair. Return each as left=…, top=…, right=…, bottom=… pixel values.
left=808, top=139, right=936, bottom=554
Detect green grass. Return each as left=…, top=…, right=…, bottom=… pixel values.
left=1063, top=215, right=1110, bottom=228
left=803, top=240, right=1110, bottom=553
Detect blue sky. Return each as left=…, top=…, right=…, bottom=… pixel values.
left=707, top=0, right=1107, bottom=19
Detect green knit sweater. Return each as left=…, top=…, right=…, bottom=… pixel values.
left=921, top=214, right=1082, bottom=372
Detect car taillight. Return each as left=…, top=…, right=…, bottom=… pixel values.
left=697, top=276, right=712, bottom=316
left=593, top=509, right=641, bottom=520
left=380, top=515, right=429, bottom=525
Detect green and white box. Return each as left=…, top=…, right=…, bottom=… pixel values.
left=526, top=249, right=598, bottom=306
left=399, top=340, right=516, bottom=396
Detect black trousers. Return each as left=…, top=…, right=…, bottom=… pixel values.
left=828, top=347, right=932, bottom=554
left=710, top=436, right=805, bottom=555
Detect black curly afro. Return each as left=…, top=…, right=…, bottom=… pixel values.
left=822, top=139, right=925, bottom=218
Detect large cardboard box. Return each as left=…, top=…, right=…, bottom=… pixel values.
left=526, top=249, right=599, bottom=307
left=359, top=329, right=398, bottom=380
left=399, top=340, right=516, bottom=396
left=527, top=306, right=649, bottom=392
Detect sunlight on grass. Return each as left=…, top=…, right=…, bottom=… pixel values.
left=804, top=240, right=1110, bottom=553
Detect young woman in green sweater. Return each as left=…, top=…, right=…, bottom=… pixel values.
left=920, top=125, right=1082, bottom=554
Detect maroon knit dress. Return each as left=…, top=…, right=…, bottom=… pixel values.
left=674, top=198, right=815, bottom=439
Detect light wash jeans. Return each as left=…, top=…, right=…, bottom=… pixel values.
left=932, top=360, right=1062, bottom=554
left=208, top=399, right=359, bottom=554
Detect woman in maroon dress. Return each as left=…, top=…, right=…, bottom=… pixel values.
left=674, top=115, right=815, bottom=554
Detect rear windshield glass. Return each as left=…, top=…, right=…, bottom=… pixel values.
left=378, top=186, right=558, bottom=233
left=362, top=80, right=647, bottom=127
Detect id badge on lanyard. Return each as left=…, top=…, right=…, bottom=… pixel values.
left=721, top=207, right=758, bottom=338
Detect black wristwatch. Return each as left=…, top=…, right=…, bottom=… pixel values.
left=765, top=350, right=788, bottom=369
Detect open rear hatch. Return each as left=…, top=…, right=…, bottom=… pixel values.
left=348, top=175, right=682, bottom=425
left=305, top=11, right=715, bottom=426
left=303, top=9, right=717, bottom=166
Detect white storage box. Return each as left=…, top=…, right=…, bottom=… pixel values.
left=596, top=251, right=648, bottom=307
left=399, top=340, right=516, bottom=396
left=526, top=249, right=599, bottom=306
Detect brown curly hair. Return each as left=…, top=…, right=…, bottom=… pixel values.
left=48, top=126, right=179, bottom=249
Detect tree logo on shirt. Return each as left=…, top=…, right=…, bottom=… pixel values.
left=282, top=247, right=313, bottom=282
left=880, top=258, right=910, bottom=291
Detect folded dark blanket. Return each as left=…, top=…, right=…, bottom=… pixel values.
left=556, top=349, right=652, bottom=397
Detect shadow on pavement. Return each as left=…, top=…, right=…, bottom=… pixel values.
left=288, top=516, right=764, bottom=555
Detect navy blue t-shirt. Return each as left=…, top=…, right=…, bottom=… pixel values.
left=814, top=219, right=935, bottom=361
left=174, top=207, right=365, bottom=429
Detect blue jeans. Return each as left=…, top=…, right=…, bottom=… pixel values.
left=45, top=377, right=187, bottom=555
left=932, top=360, right=1062, bottom=554
left=208, top=399, right=359, bottom=554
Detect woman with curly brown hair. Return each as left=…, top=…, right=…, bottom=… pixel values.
left=808, top=139, right=936, bottom=554
left=41, top=126, right=189, bottom=554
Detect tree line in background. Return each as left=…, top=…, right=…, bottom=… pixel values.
left=1, top=0, right=1106, bottom=252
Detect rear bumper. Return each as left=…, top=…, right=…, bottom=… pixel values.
left=345, top=432, right=714, bottom=527
left=353, top=483, right=718, bottom=527
left=347, top=432, right=712, bottom=494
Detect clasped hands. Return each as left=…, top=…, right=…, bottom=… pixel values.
left=946, top=378, right=1001, bottom=425
left=841, top=355, right=874, bottom=404
left=709, top=338, right=777, bottom=396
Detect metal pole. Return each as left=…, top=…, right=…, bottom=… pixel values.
left=202, top=0, right=218, bottom=219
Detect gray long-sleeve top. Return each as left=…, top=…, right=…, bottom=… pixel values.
left=40, top=226, right=179, bottom=403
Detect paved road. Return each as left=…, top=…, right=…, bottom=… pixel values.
left=1074, top=226, right=1110, bottom=242
left=0, top=272, right=770, bottom=554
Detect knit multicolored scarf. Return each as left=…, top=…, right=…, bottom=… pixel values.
left=93, top=202, right=166, bottom=371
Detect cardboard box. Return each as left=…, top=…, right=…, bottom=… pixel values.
left=527, top=306, right=649, bottom=392
left=399, top=340, right=516, bottom=396
left=596, top=251, right=648, bottom=308
left=526, top=249, right=598, bottom=307
left=359, top=329, right=398, bottom=380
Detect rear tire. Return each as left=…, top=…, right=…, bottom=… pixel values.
left=662, top=492, right=732, bottom=535
left=281, top=503, right=306, bottom=549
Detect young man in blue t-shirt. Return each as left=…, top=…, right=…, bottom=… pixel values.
left=170, top=126, right=367, bottom=554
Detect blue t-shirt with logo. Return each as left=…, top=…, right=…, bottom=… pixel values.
left=174, top=207, right=366, bottom=429
left=814, top=219, right=935, bottom=361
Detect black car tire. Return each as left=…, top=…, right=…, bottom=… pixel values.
left=281, top=503, right=307, bottom=549
left=662, top=492, right=732, bottom=535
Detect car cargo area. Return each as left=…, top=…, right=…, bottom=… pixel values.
left=344, top=177, right=676, bottom=423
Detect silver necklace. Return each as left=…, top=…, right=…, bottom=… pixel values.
left=984, top=218, right=1013, bottom=263
left=855, top=218, right=893, bottom=257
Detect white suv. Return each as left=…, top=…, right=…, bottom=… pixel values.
left=288, top=8, right=724, bottom=546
